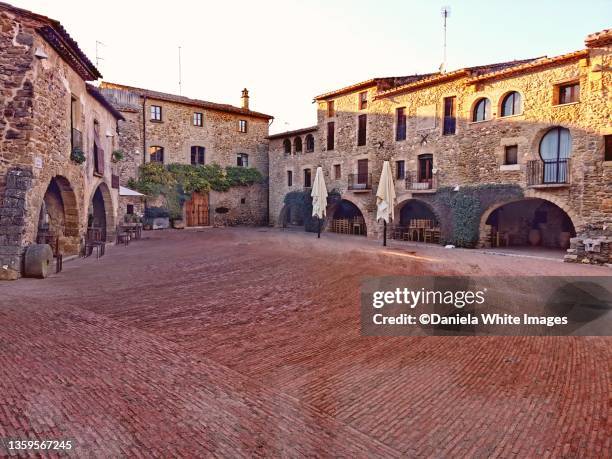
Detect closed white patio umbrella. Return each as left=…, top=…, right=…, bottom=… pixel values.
left=376, top=161, right=396, bottom=246
left=311, top=166, right=328, bottom=238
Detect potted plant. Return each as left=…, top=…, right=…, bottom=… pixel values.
left=70, top=148, right=86, bottom=164
left=112, top=149, right=124, bottom=163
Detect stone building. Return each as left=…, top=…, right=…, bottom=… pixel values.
left=0, top=2, right=124, bottom=279
left=99, top=82, right=273, bottom=227
left=268, top=30, right=611, bottom=263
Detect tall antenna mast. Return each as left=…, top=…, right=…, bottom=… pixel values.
left=440, top=6, right=451, bottom=73
left=178, top=46, right=182, bottom=95
left=95, top=40, right=105, bottom=69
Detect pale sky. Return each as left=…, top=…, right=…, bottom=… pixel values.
left=9, top=0, right=612, bottom=133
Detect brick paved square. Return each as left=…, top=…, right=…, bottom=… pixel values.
left=1, top=228, right=610, bottom=457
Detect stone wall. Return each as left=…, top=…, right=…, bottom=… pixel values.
left=268, top=40, right=611, bottom=253
left=209, top=183, right=268, bottom=227
left=104, top=88, right=271, bottom=226
left=0, top=7, right=120, bottom=277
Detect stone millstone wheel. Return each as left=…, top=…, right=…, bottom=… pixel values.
left=24, top=244, right=53, bottom=278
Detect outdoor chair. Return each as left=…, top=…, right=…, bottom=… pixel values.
left=116, top=225, right=130, bottom=246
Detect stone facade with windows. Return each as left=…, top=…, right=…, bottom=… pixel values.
left=0, top=3, right=123, bottom=279
left=99, top=83, right=273, bottom=226
left=268, top=30, right=611, bottom=263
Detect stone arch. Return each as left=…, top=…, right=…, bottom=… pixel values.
left=36, top=175, right=80, bottom=255
left=326, top=198, right=367, bottom=236
left=529, top=125, right=573, bottom=161
left=278, top=202, right=304, bottom=227
left=89, top=182, right=116, bottom=242
left=395, top=198, right=440, bottom=226
left=479, top=194, right=578, bottom=249
left=498, top=90, right=524, bottom=117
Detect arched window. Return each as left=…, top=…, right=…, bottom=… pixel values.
left=283, top=139, right=291, bottom=155
left=294, top=136, right=302, bottom=153
left=539, top=127, right=571, bottom=183
left=472, top=98, right=491, bottom=122
left=305, top=134, right=315, bottom=152
left=149, top=146, right=164, bottom=163
left=191, top=146, right=205, bottom=165
left=501, top=92, right=522, bottom=117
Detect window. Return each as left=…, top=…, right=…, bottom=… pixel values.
left=327, top=100, right=335, bottom=117
left=443, top=96, right=456, bottom=135
left=334, top=164, right=341, bottom=179
left=191, top=146, right=205, bottom=165
left=93, top=119, right=103, bottom=175
left=287, top=170, right=293, bottom=186
left=327, top=121, right=335, bottom=150
left=357, top=159, right=368, bottom=185
left=396, top=107, right=406, bottom=141
left=238, top=119, right=247, bottom=133
left=236, top=153, right=249, bottom=167
left=357, top=114, right=367, bottom=146
left=605, top=135, right=612, bottom=161
left=539, top=127, right=571, bottom=183
left=418, top=154, right=433, bottom=184
left=294, top=136, right=302, bottom=153
left=283, top=139, right=291, bottom=155
left=504, top=145, right=518, bottom=165
left=305, top=134, right=314, bottom=152
left=150, top=105, right=162, bottom=121
left=303, top=168, right=312, bottom=188
left=149, top=146, right=164, bottom=163
left=127, top=204, right=134, bottom=215
left=557, top=82, right=580, bottom=105
left=472, top=98, right=491, bottom=122
left=359, top=91, right=368, bottom=110
left=501, top=92, right=522, bottom=117
left=193, top=112, right=203, bottom=126
left=396, top=160, right=405, bottom=180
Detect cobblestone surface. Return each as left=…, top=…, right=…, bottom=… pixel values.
left=1, top=228, right=610, bottom=457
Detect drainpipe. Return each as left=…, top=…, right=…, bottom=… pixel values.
left=142, top=95, right=147, bottom=165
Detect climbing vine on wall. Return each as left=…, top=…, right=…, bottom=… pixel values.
left=434, top=184, right=524, bottom=247
left=127, top=162, right=264, bottom=219
left=283, top=190, right=320, bottom=232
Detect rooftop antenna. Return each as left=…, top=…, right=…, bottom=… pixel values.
left=95, top=40, right=105, bottom=69
left=178, top=46, right=182, bottom=95
left=440, top=6, right=451, bottom=73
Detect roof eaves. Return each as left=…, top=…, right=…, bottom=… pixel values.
left=466, top=50, right=589, bottom=83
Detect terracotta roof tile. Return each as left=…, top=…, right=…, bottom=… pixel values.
left=585, top=29, right=612, bottom=47
left=100, top=82, right=273, bottom=120
left=267, top=126, right=318, bottom=140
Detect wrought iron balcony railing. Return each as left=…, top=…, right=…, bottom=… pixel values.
left=348, top=173, right=372, bottom=191
left=405, top=171, right=437, bottom=191
left=527, top=159, right=570, bottom=186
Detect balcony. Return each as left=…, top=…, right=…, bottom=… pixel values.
left=405, top=171, right=437, bottom=192
left=527, top=159, right=570, bottom=188
left=71, top=128, right=83, bottom=151
left=348, top=173, right=372, bottom=192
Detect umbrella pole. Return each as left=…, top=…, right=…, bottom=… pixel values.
left=318, top=217, right=321, bottom=238
left=383, top=220, right=387, bottom=246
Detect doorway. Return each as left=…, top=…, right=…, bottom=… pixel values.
left=185, top=192, right=209, bottom=227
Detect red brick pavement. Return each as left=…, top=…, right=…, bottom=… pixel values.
left=0, top=228, right=610, bottom=457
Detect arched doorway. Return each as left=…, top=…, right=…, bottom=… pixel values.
left=328, top=199, right=366, bottom=236
left=88, top=183, right=115, bottom=242
left=396, top=199, right=439, bottom=242
left=36, top=176, right=80, bottom=255
left=484, top=198, right=575, bottom=249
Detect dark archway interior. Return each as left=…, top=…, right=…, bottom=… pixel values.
left=37, top=179, right=65, bottom=241
left=486, top=199, right=575, bottom=249
left=399, top=200, right=438, bottom=226
left=90, top=187, right=107, bottom=241
left=330, top=200, right=366, bottom=236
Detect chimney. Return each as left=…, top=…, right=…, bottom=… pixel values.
left=241, top=88, right=249, bottom=110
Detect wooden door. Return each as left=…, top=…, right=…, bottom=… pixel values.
left=185, top=192, right=209, bottom=227
left=357, top=159, right=368, bottom=184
